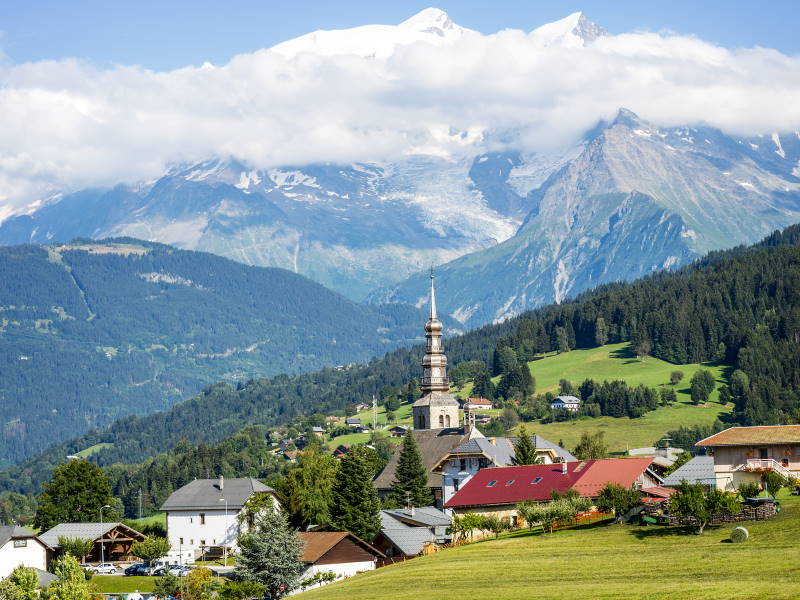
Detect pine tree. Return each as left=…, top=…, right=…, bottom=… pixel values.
left=594, top=317, right=608, bottom=346
left=390, top=432, right=433, bottom=508
left=511, top=425, right=540, bottom=465
left=329, top=451, right=382, bottom=540
left=237, top=506, right=304, bottom=598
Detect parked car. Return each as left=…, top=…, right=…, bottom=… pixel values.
left=124, top=563, right=147, bottom=576
left=90, top=563, right=118, bottom=575
left=166, top=565, right=188, bottom=576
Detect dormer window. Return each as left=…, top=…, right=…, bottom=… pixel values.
left=459, top=459, right=467, bottom=472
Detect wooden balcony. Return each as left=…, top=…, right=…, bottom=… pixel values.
left=735, top=458, right=794, bottom=478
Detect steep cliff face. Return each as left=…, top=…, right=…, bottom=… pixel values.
left=378, top=111, right=800, bottom=326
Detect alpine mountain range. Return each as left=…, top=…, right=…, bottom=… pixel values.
left=1, top=9, right=799, bottom=328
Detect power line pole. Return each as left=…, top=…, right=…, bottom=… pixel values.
left=372, top=394, right=378, bottom=429
left=138, top=488, right=143, bottom=520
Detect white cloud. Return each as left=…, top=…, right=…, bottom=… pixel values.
left=1, top=11, right=800, bottom=215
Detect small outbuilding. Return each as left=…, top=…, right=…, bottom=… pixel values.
left=296, top=532, right=384, bottom=591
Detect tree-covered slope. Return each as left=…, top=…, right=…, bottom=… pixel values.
left=2, top=224, right=798, bottom=498
left=0, top=238, right=446, bottom=466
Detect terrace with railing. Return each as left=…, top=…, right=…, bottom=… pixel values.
left=735, top=458, right=794, bottom=478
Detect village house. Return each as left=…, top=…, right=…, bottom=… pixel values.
left=345, top=417, right=361, bottom=427
left=0, top=526, right=51, bottom=579
left=432, top=435, right=577, bottom=506
left=388, top=425, right=408, bottom=438
left=355, top=425, right=371, bottom=434
left=445, top=457, right=661, bottom=524
left=160, top=476, right=280, bottom=560
left=550, top=395, right=581, bottom=411
left=311, top=426, right=325, bottom=436
left=460, top=397, right=493, bottom=411
left=695, top=425, right=800, bottom=490
left=354, top=403, right=371, bottom=413
left=39, top=522, right=145, bottom=563
left=295, top=532, right=384, bottom=593
left=628, top=445, right=686, bottom=477
left=372, top=507, right=451, bottom=561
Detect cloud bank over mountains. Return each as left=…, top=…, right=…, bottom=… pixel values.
left=1, top=8, right=800, bottom=218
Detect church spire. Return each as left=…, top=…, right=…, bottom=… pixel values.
left=429, top=268, right=437, bottom=321
left=421, top=270, right=448, bottom=394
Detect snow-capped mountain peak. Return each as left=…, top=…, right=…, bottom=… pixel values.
left=270, top=7, right=472, bottom=59
left=530, top=11, right=607, bottom=48
left=399, top=7, right=459, bottom=36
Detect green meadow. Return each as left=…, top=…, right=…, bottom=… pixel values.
left=299, top=491, right=800, bottom=600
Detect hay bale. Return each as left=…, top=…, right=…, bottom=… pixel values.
left=731, top=526, right=749, bottom=543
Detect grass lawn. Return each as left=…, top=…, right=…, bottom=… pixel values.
left=92, top=576, right=156, bottom=594
left=124, top=513, right=166, bottom=531
left=299, top=491, right=800, bottom=600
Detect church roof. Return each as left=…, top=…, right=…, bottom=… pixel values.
left=413, top=391, right=459, bottom=408
left=373, top=428, right=479, bottom=490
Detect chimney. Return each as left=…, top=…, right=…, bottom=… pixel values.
left=561, top=459, right=568, bottom=475
left=489, top=437, right=496, bottom=446
left=219, top=475, right=224, bottom=491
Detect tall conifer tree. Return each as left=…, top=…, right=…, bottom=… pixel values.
left=329, top=451, right=381, bottom=540
left=511, top=425, right=540, bottom=465
left=391, top=432, right=433, bottom=508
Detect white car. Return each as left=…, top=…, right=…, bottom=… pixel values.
left=91, top=563, right=118, bottom=575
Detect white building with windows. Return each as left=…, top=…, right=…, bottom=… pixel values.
left=550, top=395, right=581, bottom=411
left=160, top=476, right=280, bottom=559
left=0, top=526, right=50, bottom=578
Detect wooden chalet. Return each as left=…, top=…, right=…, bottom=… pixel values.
left=39, top=522, right=146, bottom=562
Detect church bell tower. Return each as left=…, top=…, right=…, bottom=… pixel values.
left=413, top=271, right=460, bottom=430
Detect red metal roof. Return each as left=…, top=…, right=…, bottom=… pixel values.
left=445, top=457, right=655, bottom=508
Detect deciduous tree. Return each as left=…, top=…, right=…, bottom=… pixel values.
left=131, top=536, right=170, bottom=566
left=32, top=459, right=116, bottom=532
left=669, top=481, right=740, bottom=534
left=572, top=431, right=607, bottom=460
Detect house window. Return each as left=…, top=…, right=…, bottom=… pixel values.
left=505, top=480, right=515, bottom=486
left=454, top=479, right=460, bottom=492
left=190, top=539, right=194, bottom=545
left=459, top=459, right=467, bottom=472
left=13, top=540, right=27, bottom=548
left=445, top=415, right=451, bottom=427
left=200, top=513, right=206, bottom=525
left=487, top=480, right=497, bottom=487
left=179, top=537, right=184, bottom=545
left=531, top=477, right=542, bottom=484
left=439, top=415, right=444, bottom=427
left=759, top=448, right=768, bottom=459
left=200, top=540, right=206, bottom=547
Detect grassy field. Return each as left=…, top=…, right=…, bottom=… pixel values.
left=92, top=576, right=156, bottom=593
left=323, top=400, right=413, bottom=450
left=300, top=491, right=800, bottom=600
left=454, top=343, right=731, bottom=453
left=76, top=442, right=113, bottom=458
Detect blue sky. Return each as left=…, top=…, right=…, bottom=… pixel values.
left=1, top=0, right=798, bottom=70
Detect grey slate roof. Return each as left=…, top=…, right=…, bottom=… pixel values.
left=413, top=391, right=460, bottom=407
left=0, top=525, right=47, bottom=548
left=382, top=506, right=451, bottom=528
left=160, top=478, right=275, bottom=511
left=39, top=522, right=121, bottom=548
left=554, top=395, right=581, bottom=403
left=373, top=428, right=479, bottom=490
left=662, top=456, right=716, bottom=487
left=35, top=568, right=58, bottom=587
left=448, top=434, right=577, bottom=466
left=378, top=526, right=436, bottom=556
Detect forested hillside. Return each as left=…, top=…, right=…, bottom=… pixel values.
left=0, top=238, right=447, bottom=466
left=2, top=225, right=798, bottom=501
